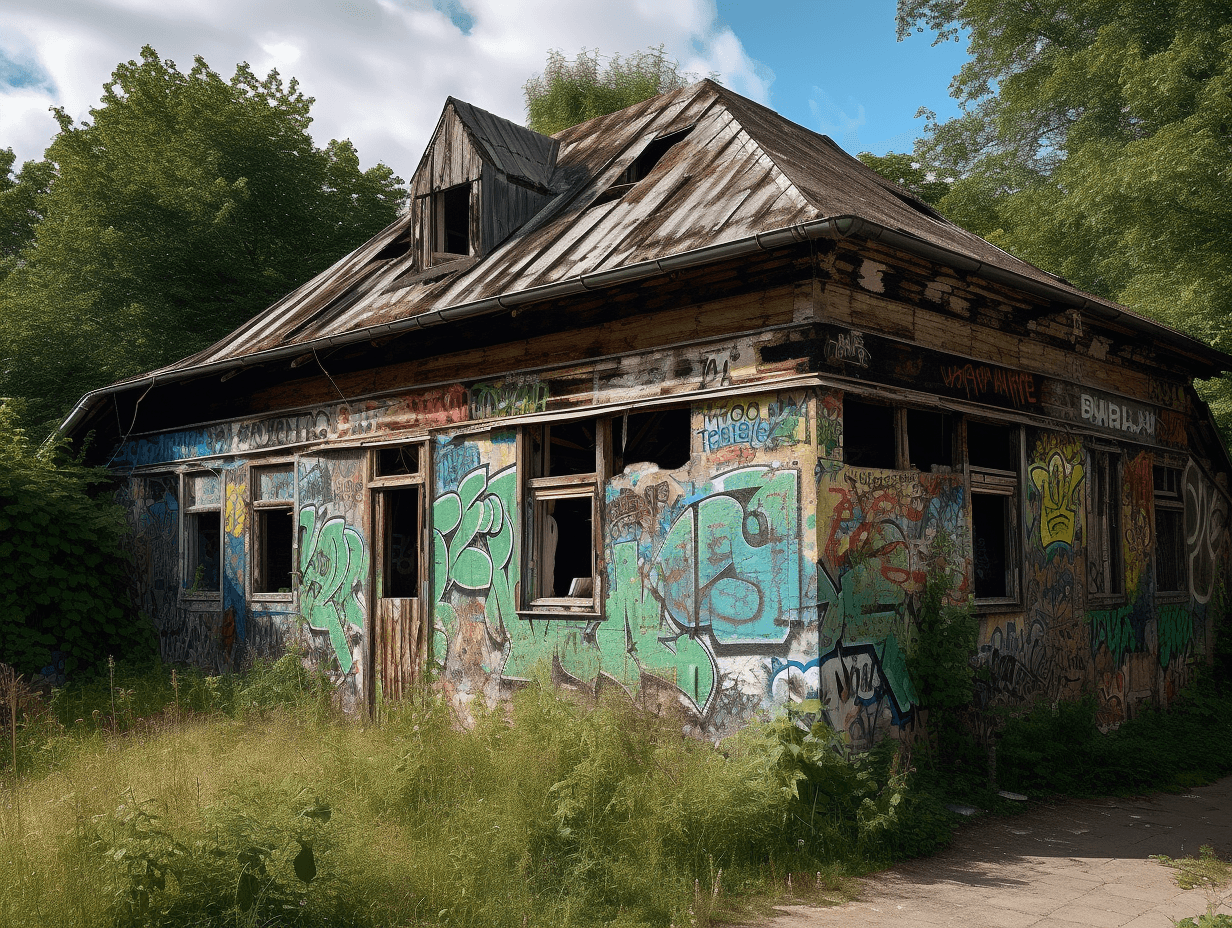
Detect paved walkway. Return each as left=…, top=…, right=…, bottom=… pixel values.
left=765, top=776, right=1232, bottom=927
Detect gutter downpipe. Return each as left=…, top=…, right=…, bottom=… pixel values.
left=58, top=212, right=1228, bottom=439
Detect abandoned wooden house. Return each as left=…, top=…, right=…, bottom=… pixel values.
left=63, top=80, right=1232, bottom=742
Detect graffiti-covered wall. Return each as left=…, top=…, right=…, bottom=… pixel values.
left=297, top=451, right=369, bottom=709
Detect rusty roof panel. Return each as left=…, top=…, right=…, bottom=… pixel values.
left=120, top=78, right=1224, bottom=386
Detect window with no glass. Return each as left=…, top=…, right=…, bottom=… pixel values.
left=524, top=419, right=601, bottom=608
left=842, top=397, right=955, bottom=471
left=252, top=465, right=294, bottom=595
left=968, top=422, right=1021, bottom=603
left=373, top=443, right=424, bottom=600
left=1088, top=451, right=1124, bottom=599
left=432, top=183, right=471, bottom=258
left=184, top=471, right=222, bottom=594
left=1154, top=465, right=1186, bottom=595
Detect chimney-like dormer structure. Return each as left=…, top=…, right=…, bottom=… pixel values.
left=409, top=97, right=558, bottom=267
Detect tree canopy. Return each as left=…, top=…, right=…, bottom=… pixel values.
left=878, top=0, right=1232, bottom=427
left=524, top=46, right=694, bottom=135
left=0, top=46, right=405, bottom=434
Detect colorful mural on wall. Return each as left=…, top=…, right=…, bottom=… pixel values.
left=297, top=454, right=369, bottom=703
left=813, top=461, right=965, bottom=745
left=977, top=434, right=1086, bottom=711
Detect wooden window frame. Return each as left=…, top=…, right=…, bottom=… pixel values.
left=370, top=442, right=427, bottom=602
left=182, top=469, right=223, bottom=600
left=251, top=462, right=296, bottom=601
left=1153, top=464, right=1187, bottom=600
left=519, top=419, right=608, bottom=618
left=968, top=421, right=1024, bottom=609
left=1087, top=448, right=1125, bottom=604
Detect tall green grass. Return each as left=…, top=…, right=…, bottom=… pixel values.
left=0, top=658, right=949, bottom=928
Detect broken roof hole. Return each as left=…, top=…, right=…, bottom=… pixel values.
left=371, top=237, right=412, bottom=262
left=621, top=126, right=694, bottom=184
left=588, top=126, right=694, bottom=211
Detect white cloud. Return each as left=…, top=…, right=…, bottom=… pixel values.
left=0, top=0, right=772, bottom=176
left=809, top=86, right=866, bottom=152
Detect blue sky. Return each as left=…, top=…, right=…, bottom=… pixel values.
left=0, top=0, right=972, bottom=174
left=714, top=1, right=968, bottom=155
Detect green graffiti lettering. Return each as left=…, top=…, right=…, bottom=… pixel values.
left=298, top=506, right=366, bottom=674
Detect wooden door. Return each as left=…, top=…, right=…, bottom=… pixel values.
left=372, top=455, right=427, bottom=702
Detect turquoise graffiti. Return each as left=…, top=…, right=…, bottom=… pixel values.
left=656, top=467, right=800, bottom=643
left=433, top=464, right=518, bottom=636
left=298, top=506, right=366, bottom=674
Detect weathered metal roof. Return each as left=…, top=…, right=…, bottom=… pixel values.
left=447, top=96, right=558, bottom=190
left=82, top=79, right=1232, bottom=398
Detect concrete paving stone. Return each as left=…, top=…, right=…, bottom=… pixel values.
left=1073, top=887, right=1168, bottom=917
left=750, top=776, right=1232, bottom=928
left=1110, top=914, right=1176, bottom=928
left=982, top=890, right=1064, bottom=916
left=1102, top=880, right=1188, bottom=903
left=1047, top=901, right=1141, bottom=927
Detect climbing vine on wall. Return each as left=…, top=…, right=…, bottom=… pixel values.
left=0, top=403, right=154, bottom=678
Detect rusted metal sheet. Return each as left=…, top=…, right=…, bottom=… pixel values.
left=95, top=80, right=1227, bottom=400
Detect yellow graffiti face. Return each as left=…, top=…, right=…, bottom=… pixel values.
left=1029, top=451, right=1084, bottom=549
left=225, top=482, right=247, bottom=537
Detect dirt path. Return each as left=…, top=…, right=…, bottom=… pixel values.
left=762, top=776, right=1232, bottom=927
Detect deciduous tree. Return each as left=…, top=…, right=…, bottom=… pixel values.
left=0, top=46, right=405, bottom=433
left=892, top=0, right=1232, bottom=426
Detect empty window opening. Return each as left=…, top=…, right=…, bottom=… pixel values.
left=615, top=408, right=690, bottom=472
left=382, top=487, right=420, bottom=599
left=433, top=183, right=470, bottom=257
left=843, top=398, right=896, bottom=468
left=972, top=493, right=1011, bottom=599
left=537, top=494, right=595, bottom=599
left=967, top=421, right=1017, bottom=471
left=1089, top=452, right=1124, bottom=597
left=256, top=508, right=294, bottom=594
left=907, top=409, right=955, bottom=471
left=184, top=472, right=222, bottom=594
left=377, top=445, right=420, bottom=478
left=1155, top=465, right=1185, bottom=594
left=547, top=419, right=598, bottom=477
left=188, top=511, right=221, bottom=592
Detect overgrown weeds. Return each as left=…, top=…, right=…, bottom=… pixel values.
left=993, top=671, right=1232, bottom=797
left=0, top=661, right=956, bottom=928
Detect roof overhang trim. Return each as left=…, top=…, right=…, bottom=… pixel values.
left=59, top=213, right=1232, bottom=440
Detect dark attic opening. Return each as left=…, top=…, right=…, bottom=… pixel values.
left=434, top=182, right=471, bottom=257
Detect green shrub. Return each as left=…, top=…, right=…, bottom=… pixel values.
left=0, top=401, right=154, bottom=678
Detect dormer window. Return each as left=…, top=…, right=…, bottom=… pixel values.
left=433, top=182, right=471, bottom=259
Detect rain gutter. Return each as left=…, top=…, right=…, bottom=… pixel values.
left=58, top=213, right=1232, bottom=439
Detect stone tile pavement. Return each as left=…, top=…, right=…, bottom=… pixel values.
left=760, top=775, right=1232, bottom=927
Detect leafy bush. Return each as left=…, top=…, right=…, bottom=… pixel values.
left=0, top=401, right=154, bottom=678
left=995, top=672, right=1232, bottom=797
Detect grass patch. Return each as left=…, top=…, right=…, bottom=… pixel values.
left=1153, top=846, right=1232, bottom=891
left=0, top=659, right=959, bottom=928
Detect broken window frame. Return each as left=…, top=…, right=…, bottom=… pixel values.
left=1087, top=448, right=1125, bottom=602
left=967, top=421, right=1024, bottom=607
left=519, top=418, right=607, bottom=617
left=431, top=182, right=471, bottom=262
left=182, top=470, right=222, bottom=599
left=1153, top=464, right=1187, bottom=599
left=251, top=462, right=296, bottom=599
left=370, top=443, right=427, bottom=601
left=842, top=396, right=956, bottom=472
